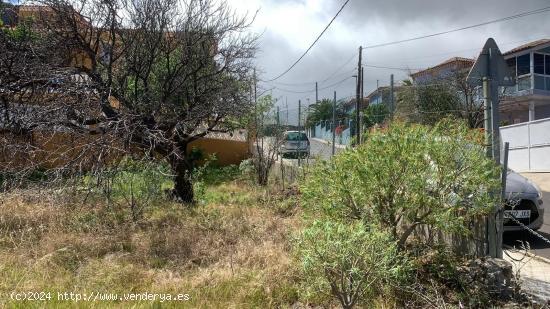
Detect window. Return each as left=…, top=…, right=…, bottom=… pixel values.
left=285, top=132, right=308, bottom=141
left=518, top=75, right=531, bottom=91
left=517, top=54, right=530, bottom=76
left=506, top=57, right=516, bottom=77
left=534, top=53, right=545, bottom=74
left=535, top=75, right=545, bottom=90
left=546, top=55, right=550, bottom=75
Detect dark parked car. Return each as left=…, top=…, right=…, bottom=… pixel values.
left=504, top=170, right=544, bottom=231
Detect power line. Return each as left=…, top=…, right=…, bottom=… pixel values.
left=264, top=7, right=550, bottom=93
left=262, top=67, right=356, bottom=89
left=364, top=64, right=423, bottom=71
left=264, top=34, right=548, bottom=91
left=270, top=86, right=314, bottom=94
left=363, top=6, right=550, bottom=50
left=272, top=76, right=354, bottom=95
left=318, top=76, right=354, bottom=91
left=265, top=0, right=352, bottom=82
left=366, top=34, right=550, bottom=68
left=320, top=53, right=357, bottom=83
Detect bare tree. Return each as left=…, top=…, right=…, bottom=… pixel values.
left=451, top=70, right=484, bottom=129
left=249, top=94, right=283, bottom=186
left=0, top=0, right=257, bottom=202
left=396, top=71, right=483, bottom=128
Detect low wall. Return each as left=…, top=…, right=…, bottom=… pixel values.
left=0, top=131, right=251, bottom=171
left=188, top=138, right=251, bottom=166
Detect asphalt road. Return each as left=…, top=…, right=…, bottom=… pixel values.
left=309, top=138, right=343, bottom=160
left=277, top=138, right=344, bottom=163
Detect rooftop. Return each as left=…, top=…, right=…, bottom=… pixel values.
left=503, top=39, right=550, bottom=56
left=366, top=86, right=389, bottom=99
left=410, top=57, right=475, bottom=79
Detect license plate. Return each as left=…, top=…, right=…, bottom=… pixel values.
left=504, top=210, right=531, bottom=219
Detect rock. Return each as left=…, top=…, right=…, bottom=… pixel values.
left=485, top=258, right=514, bottom=299
left=458, top=257, right=517, bottom=300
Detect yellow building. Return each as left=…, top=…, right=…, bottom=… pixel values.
left=0, top=5, right=251, bottom=170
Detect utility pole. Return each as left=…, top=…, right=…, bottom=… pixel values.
left=483, top=77, right=493, bottom=158
left=467, top=38, right=515, bottom=259
left=298, top=99, right=302, bottom=166
left=332, top=91, right=337, bottom=156
left=315, top=82, right=319, bottom=104
left=305, top=98, right=309, bottom=137
left=276, top=106, right=280, bottom=127
left=390, top=74, right=394, bottom=115
left=488, top=73, right=502, bottom=257
left=490, top=55, right=502, bottom=165
left=499, top=141, right=510, bottom=258
left=355, top=46, right=362, bottom=145
left=361, top=67, right=364, bottom=104
left=360, top=67, right=364, bottom=144
left=376, top=80, right=379, bottom=104
left=298, top=99, right=301, bottom=131
left=285, top=97, right=288, bottom=126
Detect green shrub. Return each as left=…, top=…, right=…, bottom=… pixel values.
left=82, top=158, right=172, bottom=220
left=238, top=158, right=255, bottom=180
left=192, top=164, right=243, bottom=204
left=296, top=220, right=410, bottom=309
left=301, top=120, right=500, bottom=248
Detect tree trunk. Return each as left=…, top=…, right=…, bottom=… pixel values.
left=171, top=156, right=194, bottom=204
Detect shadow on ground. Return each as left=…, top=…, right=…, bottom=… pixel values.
left=504, top=230, right=550, bottom=251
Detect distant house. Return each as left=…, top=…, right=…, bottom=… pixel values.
left=500, top=39, right=550, bottom=124
left=340, top=97, right=368, bottom=116
left=406, top=40, right=550, bottom=172
left=408, top=42, right=550, bottom=126
left=0, top=4, right=250, bottom=170
left=365, top=83, right=406, bottom=115
left=410, top=57, right=475, bottom=85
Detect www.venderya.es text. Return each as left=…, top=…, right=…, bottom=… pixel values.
left=10, top=291, right=190, bottom=302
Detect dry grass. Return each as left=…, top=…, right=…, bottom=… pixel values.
left=0, top=176, right=304, bottom=308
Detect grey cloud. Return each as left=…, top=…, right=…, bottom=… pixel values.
left=245, top=0, right=550, bottom=115
left=337, top=0, right=550, bottom=26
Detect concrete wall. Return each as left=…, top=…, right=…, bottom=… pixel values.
left=1, top=131, right=250, bottom=171
left=188, top=138, right=250, bottom=166
left=501, top=118, right=550, bottom=172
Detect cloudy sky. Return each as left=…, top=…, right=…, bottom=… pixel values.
left=227, top=0, right=550, bottom=118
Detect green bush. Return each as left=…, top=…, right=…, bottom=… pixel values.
left=296, top=220, right=410, bottom=309
left=192, top=164, right=242, bottom=204
left=83, top=158, right=172, bottom=220
left=301, top=120, right=500, bottom=248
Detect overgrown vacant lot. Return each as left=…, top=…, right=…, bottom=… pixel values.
left=1, top=122, right=537, bottom=309
left=0, top=167, right=303, bottom=308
